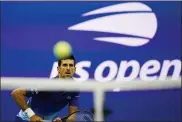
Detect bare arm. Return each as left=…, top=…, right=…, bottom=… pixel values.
left=66, top=106, right=78, bottom=122
left=11, top=88, right=43, bottom=121
left=69, top=105, right=78, bottom=114
left=11, top=88, right=29, bottom=111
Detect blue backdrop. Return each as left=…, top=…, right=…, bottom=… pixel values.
left=1, top=1, right=181, bottom=121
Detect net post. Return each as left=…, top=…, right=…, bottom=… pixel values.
left=94, top=88, right=104, bottom=121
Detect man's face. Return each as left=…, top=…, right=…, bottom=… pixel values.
left=57, top=59, right=76, bottom=78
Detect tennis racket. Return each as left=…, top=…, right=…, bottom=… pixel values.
left=61, top=110, right=94, bottom=122
left=43, top=110, right=94, bottom=122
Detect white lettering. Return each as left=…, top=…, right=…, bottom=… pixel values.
left=50, top=59, right=181, bottom=84
left=116, top=60, right=140, bottom=81
left=140, top=60, right=160, bottom=80
left=73, top=61, right=91, bottom=82
left=159, top=59, right=181, bottom=80
left=94, top=60, right=118, bottom=82
left=50, top=62, right=58, bottom=79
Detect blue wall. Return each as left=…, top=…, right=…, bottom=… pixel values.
left=1, top=1, right=181, bottom=121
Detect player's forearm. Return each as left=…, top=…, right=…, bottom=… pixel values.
left=67, top=116, right=76, bottom=122
left=67, top=106, right=77, bottom=121
left=69, top=106, right=77, bottom=114
left=11, top=89, right=29, bottom=111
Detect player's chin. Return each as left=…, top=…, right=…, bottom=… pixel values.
left=64, top=74, right=72, bottom=79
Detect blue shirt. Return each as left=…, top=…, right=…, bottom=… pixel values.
left=17, top=76, right=80, bottom=121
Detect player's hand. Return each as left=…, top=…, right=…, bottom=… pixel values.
left=30, top=115, right=43, bottom=122
left=53, top=117, right=62, bottom=122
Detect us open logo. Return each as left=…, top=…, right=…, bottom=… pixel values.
left=68, top=2, right=158, bottom=47
left=50, top=2, right=181, bottom=84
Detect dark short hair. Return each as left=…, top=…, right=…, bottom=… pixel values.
left=58, top=55, right=76, bottom=66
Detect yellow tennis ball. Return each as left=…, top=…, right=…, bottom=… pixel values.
left=53, top=41, right=72, bottom=59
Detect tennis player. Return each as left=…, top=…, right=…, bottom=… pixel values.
left=11, top=55, right=79, bottom=122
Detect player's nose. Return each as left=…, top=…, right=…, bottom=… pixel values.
left=66, top=69, right=71, bottom=73
left=66, top=66, right=70, bottom=69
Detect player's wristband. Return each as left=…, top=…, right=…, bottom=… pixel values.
left=24, top=108, right=35, bottom=118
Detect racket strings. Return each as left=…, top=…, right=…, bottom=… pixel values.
left=66, top=111, right=94, bottom=122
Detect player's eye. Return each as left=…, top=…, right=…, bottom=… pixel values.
left=69, top=64, right=74, bottom=67
left=62, top=64, right=67, bottom=67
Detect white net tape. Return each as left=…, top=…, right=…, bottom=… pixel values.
left=1, top=77, right=181, bottom=121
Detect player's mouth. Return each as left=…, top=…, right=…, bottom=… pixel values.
left=65, top=72, right=71, bottom=75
